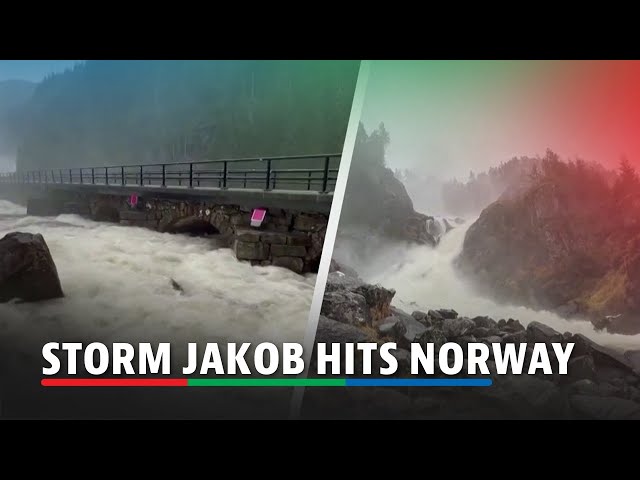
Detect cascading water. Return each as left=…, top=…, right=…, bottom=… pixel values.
left=334, top=216, right=640, bottom=351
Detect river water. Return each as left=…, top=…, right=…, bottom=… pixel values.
left=0, top=200, right=314, bottom=359
left=334, top=217, right=640, bottom=351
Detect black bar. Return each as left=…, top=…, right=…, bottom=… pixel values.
left=80, top=168, right=83, bottom=184
left=105, top=167, right=108, bottom=185
left=189, top=163, right=193, bottom=188
left=222, top=161, right=227, bottom=188
left=307, top=171, right=312, bottom=190
left=244, top=171, right=247, bottom=188
left=265, top=158, right=271, bottom=190
left=140, top=165, right=143, bottom=186
left=92, top=168, right=95, bottom=184
left=322, top=156, right=330, bottom=192
left=69, top=169, right=72, bottom=183
left=162, top=164, right=166, bottom=187
left=121, top=166, right=125, bottom=186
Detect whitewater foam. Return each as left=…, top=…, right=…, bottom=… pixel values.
left=0, top=200, right=314, bottom=362
left=334, top=218, right=640, bottom=351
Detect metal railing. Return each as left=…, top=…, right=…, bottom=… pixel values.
left=0, top=154, right=341, bottom=193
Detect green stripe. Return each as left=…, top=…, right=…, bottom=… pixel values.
left=187, top=378, right=345, bottom=387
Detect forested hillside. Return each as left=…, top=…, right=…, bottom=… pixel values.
left=0, top=80, right=36, bottom=169
left=12, top=61, right=359, bottom=171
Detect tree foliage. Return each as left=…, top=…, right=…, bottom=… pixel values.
left=12, top=60, right=360, bottom=171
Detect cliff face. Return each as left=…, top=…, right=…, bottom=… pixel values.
left=457, top=181, right=640, bottom=333
left=340, top=163, right=437, bottom=246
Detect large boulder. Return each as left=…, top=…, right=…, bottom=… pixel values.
left=0, top=232, right=64, bottom=302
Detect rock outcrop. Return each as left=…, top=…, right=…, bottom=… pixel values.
left=311, top=265, right=640, bottom=419
left=457, top=181, right=640, bottom=334
left=0, top=232, right=64, bottom=302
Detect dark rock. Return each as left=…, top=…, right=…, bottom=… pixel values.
left=293, top=214, right=325, bottom=232
left=568, top=379, right=600, bottom=396
left=570, top=395, right=640, bottom=420
left=457, top=335, right=477, bottom=350
left=328, top=259, right=360, bottom=279
left=287, top=233, right=312, bottom=246
left=377, top=316, right=407, bottom=340
left=272, top=256, right=304, bottom=274
left=502, top=331, right=527, bottom=344
left=170, top=278, right=184, bottom=294
left=391, top=348, right=411, bottom=372
left=472, top=316, right=498, bottom=329
left=472, top=326, right=490, bottom=338
left=392, top=308, right=428, bottom=348
left=427, top=309, right=444, bottom=321
left=437, top=308, right=458, bottom=319
left=442, top=317, right=475, bottom=338
left=504, top=318, right=525, bottom=332
left=482, top=335, right=503, bottom=345
left=570, top=333, right=635, bottom=373
left=0, top=232, right=64, bottom=302
left=624, top=350, right=640, bottom=374
left=411, top=310, right=428, bottom=322
left=315, top=316, right=371, bottom=343
left=415, top=327, right=447, bottom=351
left=321, top=290, right=368, bottom=325
left=526, top=321, right=563, bottom=344
left=568, top=355, right=596, bottom=381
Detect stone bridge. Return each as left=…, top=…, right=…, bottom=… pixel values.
left=0, top=154, right=339, bottom=274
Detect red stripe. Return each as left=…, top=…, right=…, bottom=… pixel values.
left=41, top=378, right=187, bottom=387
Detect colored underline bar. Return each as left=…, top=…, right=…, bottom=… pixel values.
left=187, top=378, right=345, bottom=387
left=345, top=378, right=492, bottom=387
left=41, top=378, right=187, bottom=387
left=41, top=378, right=492, bottom=387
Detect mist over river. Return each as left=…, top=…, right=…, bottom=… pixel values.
left=334, top=217, right=640, bottom=351
left=0, top=200, right=314, bottom=362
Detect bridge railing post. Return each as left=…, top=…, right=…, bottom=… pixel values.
left=69, top=169, right=72, bottom=184
left=80, top=168, right=83, bottom=184
left=105, top=167, right=109, bottom=185
left=162, top=164, right=166, bottom=187
left=91, top=168, right=95, bottom=184
left=189, top=163, right=193, bottom=188
left=139, top=165, right=143, bottom=186
left=265, top=158, right=271, bottom=190
left=322, top=156, right=330, bottom=193
left=222, top=161, right=227, bottom=189
left=121, top=166, right=125, bottom=186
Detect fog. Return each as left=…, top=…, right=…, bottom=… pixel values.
left=0, top=200, right=314, bottom=369
left=362, top=61, right=640, bottom=179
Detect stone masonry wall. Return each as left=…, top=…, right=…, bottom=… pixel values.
left=84, top=194, right=327, bottom=274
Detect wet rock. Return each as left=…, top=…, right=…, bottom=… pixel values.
left=415, top=327, right=447, bottom=351
left=321, top=290, right=368, bottom=325
left=472, top=316, right=498, bottom=329
left=437, top=308, right=458, bottom=319
left=567, top=355, right=596, bottom=381
left=526, top=321, right=563, bottom=344
left=427, top=309, right=444, bottom=321
left=272, top=256, right=304, bottom=274
left=442, top=317, right=475, bottom=338
left=472, top=326, right=490, bottom=338
left=0, top=232, right=64, bottom=302
left=503, top=318, right=525, bottom=333
left=170, top=278, right=184, bottom=294
left=377, top=316, right=407, bottom=340
left=233, top=240, right=269, bottom=261
left=570, top=395, right=640, bottom=420
left=315, top=316, right=371, bottom=343
left=502, top=331, right=527, bottom=344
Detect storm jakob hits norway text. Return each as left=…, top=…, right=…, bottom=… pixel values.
left=42, top=341, right=575, bottom=376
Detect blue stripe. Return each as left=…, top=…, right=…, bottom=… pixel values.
left=344, top=378, right=493, bottom=387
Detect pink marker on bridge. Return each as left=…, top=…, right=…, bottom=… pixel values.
left=250, top=208, right=267, bottom=227
left=129, top=193, right=138, bottom=207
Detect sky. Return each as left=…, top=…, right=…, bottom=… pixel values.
left=0, top=60, right=82, bottom=82
left=359, top=60, right=640, bottom=180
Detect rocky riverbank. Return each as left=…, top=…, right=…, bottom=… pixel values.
left=307, top=260, right=640, bottom=419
